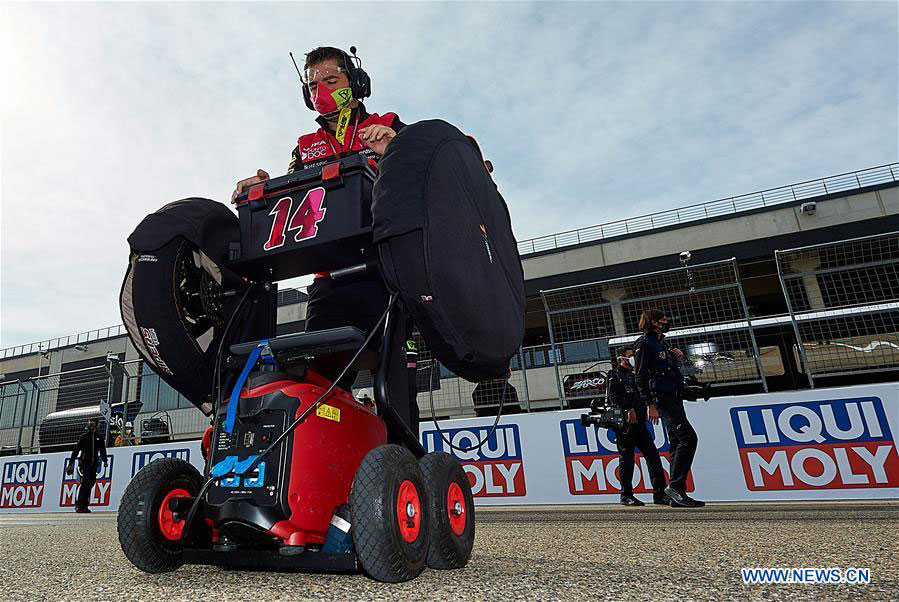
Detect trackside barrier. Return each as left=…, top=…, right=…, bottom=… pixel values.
left=0, top=441, right=202, bottom=513
left=1, top=383, right=896, bottom=512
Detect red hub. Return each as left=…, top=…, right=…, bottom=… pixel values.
left=396, top=480, right=422, bottom=543
left=446, top=482, right=467, bottom=536
left=157, top=488, right=190, bottom=541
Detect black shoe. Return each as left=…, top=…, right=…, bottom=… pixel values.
left=619, top=494, right=645, bottom=507
left=653, top=493, right=672, bottom=506
left=74, top=507, right=90, bottom=514
left=665, top=487, right=705, bottom=508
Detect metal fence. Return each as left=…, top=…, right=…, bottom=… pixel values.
left=776, top=231, right=899, bottom=387
left=0, top=359, right=208, bottom=456
left=0, top=366, right=117, bottom=455
left=0, top=381, right=31, bottom=455
left=0, top=325, right=126, bottom=360
left=540, top=258, right=768, bottom=406
left=407, top=334, right=532, bottom=419
left=0, top=341, right=564, bottom=458
left=119, top=360, right=210, bottom=446
left=4, top=231, right=899, bottom=456
left=517, top=163, right=898, bottom=255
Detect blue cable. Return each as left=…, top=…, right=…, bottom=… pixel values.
left=224, top=340, right=268, bottom=435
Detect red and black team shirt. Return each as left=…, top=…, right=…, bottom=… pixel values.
left=288, top=103, right=404, bottom=172
left=289, top=104, right=403, bottom=279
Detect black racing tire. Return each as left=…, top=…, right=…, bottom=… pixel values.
left=117, top=458, right=202, bottom=573
left=350, top=444, right=430, bottom=582
left=420, top=452, right=475, bottom=569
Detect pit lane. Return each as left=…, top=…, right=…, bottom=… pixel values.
left=1, top=501, right=895, bottom=601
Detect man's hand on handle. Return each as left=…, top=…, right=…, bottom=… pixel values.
left=359, top=125, right=396, bottom=156
left=647, top=404, right=660, bottom=425
left=627, top=409, right=638, bottom=425
left=231, top=169, right=270, bottom=204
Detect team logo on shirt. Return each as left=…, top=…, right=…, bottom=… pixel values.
left=301, top=139, right=329, bottom=161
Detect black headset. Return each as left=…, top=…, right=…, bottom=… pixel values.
left=301, top=46, right=371, bottom=111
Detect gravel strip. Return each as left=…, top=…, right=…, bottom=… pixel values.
left=0, top=502, right=895, bottom=601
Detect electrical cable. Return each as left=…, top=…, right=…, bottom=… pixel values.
left=204, top=282, right=256, bottom=476
left=426, top=358, right=509, bottom=453
left=181, top=294, right=395, bottom=538
left=180, top=281, right=256, bottom=537
left=239, top=294, right=394, bottom=478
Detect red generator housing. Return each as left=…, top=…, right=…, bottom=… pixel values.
left=205, top=369, right=386, bottom=548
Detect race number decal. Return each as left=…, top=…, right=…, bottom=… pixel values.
left=263, top=187, right=327, bottom=251
left=263, top=197, right=292, bottom=251
left=288, top=187, right=327, bottom=241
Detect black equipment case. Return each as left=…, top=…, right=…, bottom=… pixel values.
left=373, top=120, right=526, bottom=382
left=230, top=154, right=378, bottom=281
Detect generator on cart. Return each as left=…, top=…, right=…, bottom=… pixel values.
left=116, top=121, right=524, bottom=582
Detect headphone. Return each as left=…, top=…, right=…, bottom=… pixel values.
left=301, top=46, right=371, bottom=111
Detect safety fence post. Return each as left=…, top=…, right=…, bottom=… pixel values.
left=29, top=379, right=44, bottom=453
left=519, top=346, right=531, bottom=412
left=539, top=292, right=567, bottom=410
left=732, top=259, right=769, bottom=393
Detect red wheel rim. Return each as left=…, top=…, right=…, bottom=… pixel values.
left=158, top=488, right=190, bottom=541
left=396, top=480, right=422, bottom=543
left=447, top=482, right=467, bottom=536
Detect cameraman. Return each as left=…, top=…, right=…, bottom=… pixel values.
left=634, top=310, right=705, bottom=508
left=607, top=346, right=669, bottom=506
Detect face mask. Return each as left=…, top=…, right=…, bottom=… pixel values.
left=311, top=82, right=354, bottom=116
left=656, top=320, right=670, bottom=333
left=628, top=356, right=636, bottom=368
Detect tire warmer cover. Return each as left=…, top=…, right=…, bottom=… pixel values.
left=372, top=120, right=525, bottom=382
left=119, top=198, right=275, bottom=414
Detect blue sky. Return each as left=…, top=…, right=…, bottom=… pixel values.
left=1, top=1, right=897, bottom=347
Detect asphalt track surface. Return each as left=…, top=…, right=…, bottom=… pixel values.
left=0, top=501, right=896, bottom=601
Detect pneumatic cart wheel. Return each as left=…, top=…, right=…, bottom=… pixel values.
left=350, top=444, right=430, bottom=582
left=117, top=458, right=202, bottom=573
left=420, top=452, right=475, bottom=569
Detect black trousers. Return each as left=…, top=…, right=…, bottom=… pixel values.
left=657, top=395, right=698, bottom=493
left=617, top=421, right=667, bottom=496
left=305, top=274, right=419, bottom=438
left=76, top=462, right=97, bottom=510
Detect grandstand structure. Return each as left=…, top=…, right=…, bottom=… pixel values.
left=1, top=163, right=897, bottom=453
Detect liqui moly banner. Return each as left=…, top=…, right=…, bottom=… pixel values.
left=560, top=417, right=694, bottom=496
left=1, top=460, right=47, bottom=509
left=730, top=398, right=899, bottom=491
left=60, top=456, right=115, bottom=508
left=1, top=383, right=897, bottom=512
left=422, top=424, right=527, bottom=497
left=0, top=441, right=202, bottom=513
left=420, top=383, right=898, bottom=504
